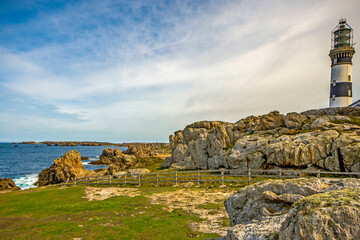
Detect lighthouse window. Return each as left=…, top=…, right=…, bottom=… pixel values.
left=332, top=80, right=336, bottom=86
left=348, top=90, right=351, bottom=96
left=332, top=95, right=336, bottom=101
left=334, top=58, right=337, bottom=64
left=348, top=75, right=351, bottom=81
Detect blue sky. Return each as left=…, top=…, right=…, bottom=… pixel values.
left=1, top=0, right=360, bottom=142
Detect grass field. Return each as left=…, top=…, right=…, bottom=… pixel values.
left=0, top=184, right=236, bottom=240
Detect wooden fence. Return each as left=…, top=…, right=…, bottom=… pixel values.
left=64, top=169, right=360, bottom=187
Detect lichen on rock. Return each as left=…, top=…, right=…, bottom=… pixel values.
left=279, top=188, right=360, bottom=240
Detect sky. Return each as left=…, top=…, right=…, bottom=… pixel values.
left=1, top=0, right=360, bottom=142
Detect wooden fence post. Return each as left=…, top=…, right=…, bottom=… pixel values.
left=175, top=171, right=178, bottom=186
left=221, top=169, right=224, bottom=185
left=156, top=173, right=158, bottom=186
left=317, top=169, right=320, bottom=178
left=85, top=177, right=88, bottom=185
left=124, top=175, right=127, bottom=186
left=138, top=174, right=141, bottom=186
left=74, top=177, right=76, bottom=185
left=197, top=170, right=200, bottom=186
left=278, top=169, right=282, bottom=180
left=96, top=176, right=98, bottom=184
left=247, top=168, right=251, bottom=185
left=109, top=175, right=111, bottom=185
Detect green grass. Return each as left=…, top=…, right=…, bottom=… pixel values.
left=224, top=144, right=234, bottom=151
left=134, top=156, right=165, bottom=171
left=197, top=202, right=221, bottom=210
left=0, top=186, right=222, bottom=240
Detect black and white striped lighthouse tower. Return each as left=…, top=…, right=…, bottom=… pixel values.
left=329, top=19, right=355, bottom=108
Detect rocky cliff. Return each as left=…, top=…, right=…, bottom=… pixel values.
left=163, top=107, right=360, bottom=172
left=220, top=178, right=360, bottom=240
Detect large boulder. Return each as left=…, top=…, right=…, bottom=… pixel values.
left=221, top=178, right=360, bottom=240
left=89, top=148, right=124, bottom=165
left=35, top=150, right=93, bottom=186
left=279, top=188, right=360, bottom=240
left=89, top=148, right=137, bottom=169
left=0, top=178, right=20, bottom=191
left=224, top=178, right=327, bottom=226
left=284, top=112, right=307, bottom=129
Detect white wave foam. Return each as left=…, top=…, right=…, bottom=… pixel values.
left=13, top=174, right=38, bottom=190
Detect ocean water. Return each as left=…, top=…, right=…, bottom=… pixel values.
left=0, top=143, right=127, bottom=189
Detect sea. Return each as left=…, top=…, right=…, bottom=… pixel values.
left=0, top=142, right=127, bottom=190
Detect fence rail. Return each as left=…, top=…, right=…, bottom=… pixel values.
left=64, top=168, right=360, bottom=187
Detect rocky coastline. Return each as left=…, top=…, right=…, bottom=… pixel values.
left=163, top=107, right=360, bottom=173
left=17, top=141, right=171, bottom=151
left=35, top=147, right=167, bottom=186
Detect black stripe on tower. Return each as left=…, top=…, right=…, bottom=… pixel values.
left=330, top=82, right=352, bottom=97
left=331, top=57, right=353, bottom=66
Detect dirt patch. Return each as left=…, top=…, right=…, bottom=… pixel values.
left=83, top=187, right=140, bottom=201
left=82, top=185, right=235, bottom=236
left=148, top=188, right=235, bottom=236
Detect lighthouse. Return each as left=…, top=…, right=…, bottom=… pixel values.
left=329, top=19, right=355, bottom=108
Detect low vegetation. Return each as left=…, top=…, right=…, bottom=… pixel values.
left=133, top=156, right=165, bottom=171
left=0, top=184, right=238, bottom=240
left=332, top=115, right=360, bottom=126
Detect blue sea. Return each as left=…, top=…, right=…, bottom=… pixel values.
left=0, top=143, right=127, bottom=189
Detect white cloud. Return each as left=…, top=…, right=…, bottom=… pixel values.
left=1, top=0, right=360, bottom=141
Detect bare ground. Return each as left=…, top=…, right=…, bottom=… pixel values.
left=82, top=185, right=235, bottom=236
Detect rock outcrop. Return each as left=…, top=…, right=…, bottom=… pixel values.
left=221, top=178, right=360, bottom=240
left=89, top=148, right=139, bottom=174
left=89, top=148, right=136, bottom=166
left=35, top=150, right=94, bottom=186
left=123, top=143, right=171, bottom=157
left=0, top=178, right=20, bottom=191
left=164, top=107, right=360, bottom=172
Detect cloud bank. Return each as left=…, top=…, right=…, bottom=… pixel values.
left=1, top=0, right=360, bottom=142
